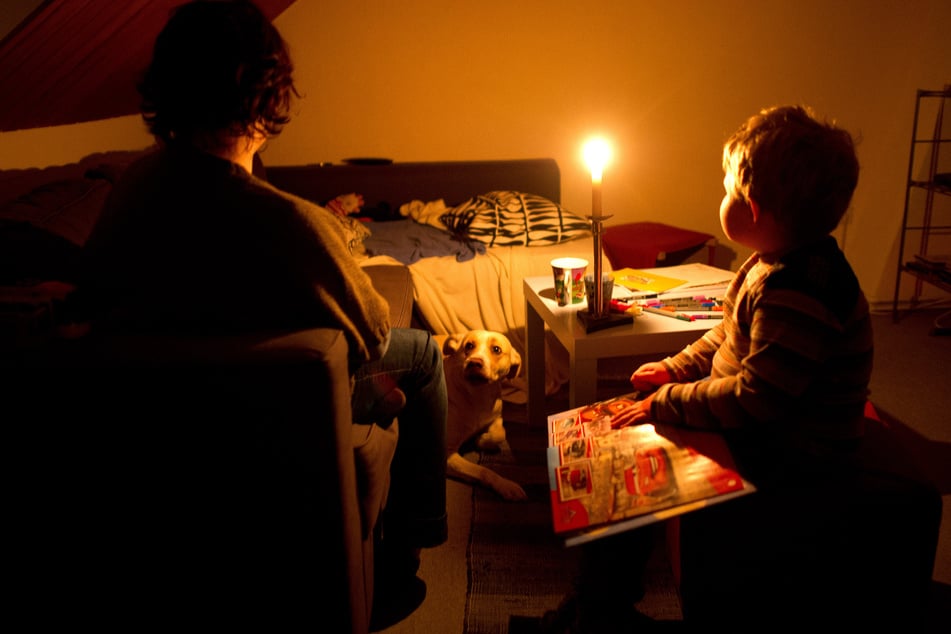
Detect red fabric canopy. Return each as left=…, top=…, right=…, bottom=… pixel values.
left=0, top=0, right=295, bottom=132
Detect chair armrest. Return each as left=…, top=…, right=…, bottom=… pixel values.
left=363, top=263, right=415, bottom=329
left=8, top=327, right=377, bottom=632
left=19, top=326, right=348, bottom=367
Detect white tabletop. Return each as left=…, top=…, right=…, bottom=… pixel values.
left=522, top=263, right=733, bottom=426
left=523, top=275, right=715, bottom=360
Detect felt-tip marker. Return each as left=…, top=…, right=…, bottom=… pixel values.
left=642, top=306, right=694, bottom=322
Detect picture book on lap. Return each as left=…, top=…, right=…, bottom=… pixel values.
left=547, top=393, right=756, bottom=546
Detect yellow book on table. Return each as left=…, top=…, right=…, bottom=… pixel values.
left=612, top=267, right=688, bottom=294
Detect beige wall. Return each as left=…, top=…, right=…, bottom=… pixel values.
left=1, top=0, right=949, bottom=307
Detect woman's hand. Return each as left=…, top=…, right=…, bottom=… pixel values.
left=610, top=392, right=655, bottom=429
left=630, top=361, right=670, bottom=392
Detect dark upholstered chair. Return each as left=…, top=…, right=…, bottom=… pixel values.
left=6, top=264, right=414, bottom=634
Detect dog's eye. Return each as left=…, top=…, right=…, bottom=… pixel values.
left=492, top=345, right=502, bottom=355
left=464, top=341, right=475, bottom=352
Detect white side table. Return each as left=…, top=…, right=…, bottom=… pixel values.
left=523, top=268, right=728, bottom=427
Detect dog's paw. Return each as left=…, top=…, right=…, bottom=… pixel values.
left=489, top=475, right=529, bottom=502
left=476, top=436, right=503, bottom=453
left=477, top=428, right=506, bottom=451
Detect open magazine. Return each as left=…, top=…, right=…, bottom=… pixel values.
left=548, top=393, right=756, bottom=546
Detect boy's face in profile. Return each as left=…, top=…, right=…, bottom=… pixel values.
left=719, top=171, right=755, bottom=247
left=718, top=169, right=787, bottom=259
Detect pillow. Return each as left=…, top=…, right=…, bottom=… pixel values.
left=0, top=175, right=114, bottom=284
left=0, top=176, right=112, bottom=246
left=315, top=193, right=370, bottom=257
left=331, top=212, right=371, bottom=258
left=0, top=221, right=81, bottom=285
left=440, top=191, right=590, bottom=247
left=325, top=192, right=364, bottom=217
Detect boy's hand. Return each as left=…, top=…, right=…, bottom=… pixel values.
left=610, top=392, right=655, bottom=428
left=630, top=362, right=671, bottom=391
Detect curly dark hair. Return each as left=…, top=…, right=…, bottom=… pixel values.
left=139, top=0, right=298, bottom=146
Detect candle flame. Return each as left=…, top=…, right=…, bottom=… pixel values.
left=583, top=137, right=611, bottom=181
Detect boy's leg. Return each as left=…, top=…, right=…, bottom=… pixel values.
left=542, top=525, right=658, bottom=633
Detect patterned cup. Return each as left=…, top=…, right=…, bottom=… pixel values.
left=551, top=257, right=588, bottom=306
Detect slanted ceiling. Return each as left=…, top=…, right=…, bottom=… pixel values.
left=0, top=0, right=296, bottom=132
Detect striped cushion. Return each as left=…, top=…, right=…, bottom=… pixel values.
left=440, top=191, right=590, bottom=247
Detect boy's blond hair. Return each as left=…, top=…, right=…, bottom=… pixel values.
left=723, top=105, right=859, bottom=242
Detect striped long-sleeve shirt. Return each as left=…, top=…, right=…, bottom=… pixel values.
left=651, top=236, right=873, bottom=457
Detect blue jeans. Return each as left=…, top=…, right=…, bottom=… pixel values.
left=351, top=327, right=448, bottom=548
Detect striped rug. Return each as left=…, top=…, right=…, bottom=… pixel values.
left=463, top=420, right=683, bottom=634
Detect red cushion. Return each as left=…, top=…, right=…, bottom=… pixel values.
left=601, top=222, right=714, bottom=268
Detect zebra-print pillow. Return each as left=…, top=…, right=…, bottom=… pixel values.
left=440, top=191, right=590, bottom=247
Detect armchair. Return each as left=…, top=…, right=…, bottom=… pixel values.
left=6, top=264, right=414, bottom=633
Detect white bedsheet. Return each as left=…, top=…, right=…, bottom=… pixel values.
left=363, top=237, right=606, bottom=403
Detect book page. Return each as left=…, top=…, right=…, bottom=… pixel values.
left=547, top=393, right=755, bottom=545
left=611, top=268, right=687, bottom=293
left=612, top=263, right=733, bottom=299
left=644, top=263, right=734, bottom=288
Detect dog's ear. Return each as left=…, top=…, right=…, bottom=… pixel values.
left=506, top=349, right=522, bottom=380
left=442, top=332, right=466, bottom=355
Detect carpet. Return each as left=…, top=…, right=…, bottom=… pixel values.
left=463, top=421, right=683, bottom=634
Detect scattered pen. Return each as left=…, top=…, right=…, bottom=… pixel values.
left=640, top=300, right=721, bottom=311
left=641, top=306, right=694, bottom=322
left=687, top=313, right=724, bottom=320
left=662, top=303, right=717, bottom=309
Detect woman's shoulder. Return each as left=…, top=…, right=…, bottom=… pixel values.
left=246, top=176, right=365, bottom=255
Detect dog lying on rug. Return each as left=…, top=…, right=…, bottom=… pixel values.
left=437, top=330, right=528, bottom=501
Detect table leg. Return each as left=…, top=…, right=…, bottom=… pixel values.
left=526, top=298, right=547, bottom=427
left=569, top=357, right=598, bottom=410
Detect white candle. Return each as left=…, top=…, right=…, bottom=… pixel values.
left=591, top=166, right=603, bottom=218
left=583, top=137, right=611, bottom=219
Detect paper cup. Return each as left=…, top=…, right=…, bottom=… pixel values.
left=551, top=257, right=588, bottom=306
left=584, top=272, right=614, bottom=313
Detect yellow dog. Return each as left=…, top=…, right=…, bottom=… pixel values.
left=437, top=330, right=527, bottom=501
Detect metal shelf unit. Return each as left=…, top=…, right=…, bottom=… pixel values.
left=892, top=86, right=951, bottom=322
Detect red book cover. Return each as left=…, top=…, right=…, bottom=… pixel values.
left=547, top=393, right=755, bottom=546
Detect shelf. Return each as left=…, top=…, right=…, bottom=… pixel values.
left=893, top=85, right=951, bottom=323
left=901, top=225, right=951, bottom=232
left=902, top=261, right=951, bottom=287
left=900, top=265, right=951, bottom=296
left=909, top=180, right=951, bottom=195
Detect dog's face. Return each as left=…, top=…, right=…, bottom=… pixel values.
left=441, top=330, right=529, bottom=500
left=442, top=330, right=521, bottom=385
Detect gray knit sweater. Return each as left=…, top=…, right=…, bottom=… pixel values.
left=79, top=145, right=390, bottom=366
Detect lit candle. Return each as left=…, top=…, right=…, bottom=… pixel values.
left=583, top=137, right=611, bottom=218
left=591, top=166, right=603, bottom=218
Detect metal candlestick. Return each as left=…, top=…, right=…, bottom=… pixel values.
left=591, top=214, right=608, bottom=318
left=577, top=213, right=634, bottom=333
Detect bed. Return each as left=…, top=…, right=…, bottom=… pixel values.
left=266, top=158, right=603, bottom=401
